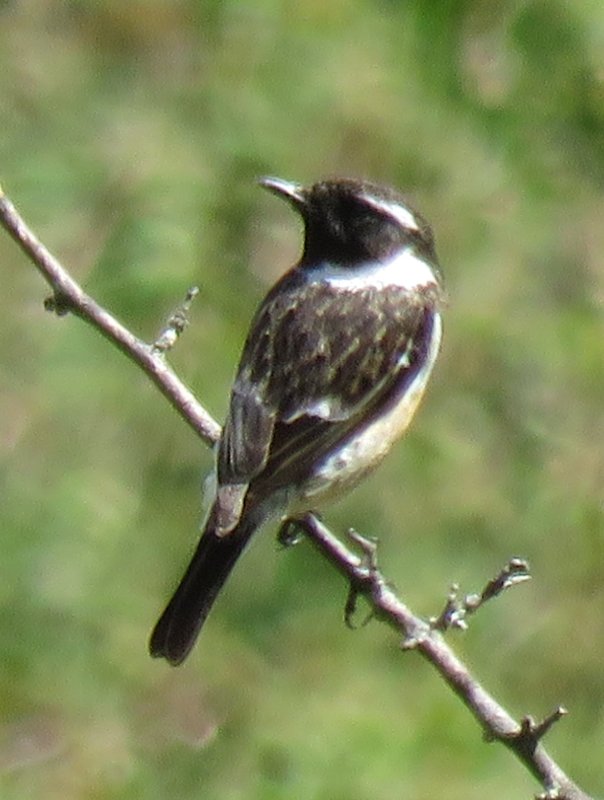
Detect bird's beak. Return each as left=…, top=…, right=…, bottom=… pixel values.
left=258, top=176, right=306, bottom=209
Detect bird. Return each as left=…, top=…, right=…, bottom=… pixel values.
left=149, top=176, right=445, bottom=665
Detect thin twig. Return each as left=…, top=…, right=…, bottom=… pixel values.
left=0, top=186, right=594, bottom=800
left=0, top=187, right=220, bottom=447
left=431, top=557, right=532, bottom=632
left=295, top=515, right=591, bottom=800
left=152, top=286, right=200, bottom=354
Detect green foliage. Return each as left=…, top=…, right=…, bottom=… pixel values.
left=1, top=1, right=603, bottom=797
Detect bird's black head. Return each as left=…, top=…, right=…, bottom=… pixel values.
left=259, top=176, right=437, bottom=267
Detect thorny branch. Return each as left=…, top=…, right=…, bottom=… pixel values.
left=0, top=186, right=594, bottom=800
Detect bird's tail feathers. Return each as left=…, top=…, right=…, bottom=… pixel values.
left=149, top=501, right=263, bottom=666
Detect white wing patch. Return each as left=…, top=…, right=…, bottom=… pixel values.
left=297, top=396, right=350, bottom=422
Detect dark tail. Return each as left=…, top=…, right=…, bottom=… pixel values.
left=149, top=504, right=260, bottom=666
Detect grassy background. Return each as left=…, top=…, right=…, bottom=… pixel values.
left=1, top=1, right=603, bottom=798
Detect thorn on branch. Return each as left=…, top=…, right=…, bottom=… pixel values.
left=430, top=583, right=469, bottom=632
left=44, top=291, right=72, bottom=316
left=152, top=286, right=199, bottom=354
left=535, top=784, right=563, bottom=800
left=479, top=557, right=531, bottom=604
left=344, top=528, right=378, bottom=629
left=431, top=557, right=531, bottom=633
left=346, top=528, right=379, bottom=572
left=516, top=707, right=568, bottom=753
left=400, top=630, right=427, bottom=650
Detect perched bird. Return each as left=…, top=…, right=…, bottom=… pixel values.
left=150, top=176, right=444, bottom=665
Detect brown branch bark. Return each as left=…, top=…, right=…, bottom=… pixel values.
left=0, top=185, right=594, bottom=800
left=0, top=187, right=220, bottom=447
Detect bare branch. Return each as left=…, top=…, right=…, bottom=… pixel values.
left=0, top=187, right=594, bottom=800
left=295, top=515, right=592, bottom=800
left=0, top=187, right=220, bottom=447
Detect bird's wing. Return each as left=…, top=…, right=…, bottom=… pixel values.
left=218, top=276, right=441, bottom=494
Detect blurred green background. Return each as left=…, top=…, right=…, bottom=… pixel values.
left=0, top=1, right=603, bottom=798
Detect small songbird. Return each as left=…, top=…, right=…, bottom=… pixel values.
left=150, top=176, right=445, bottom=665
